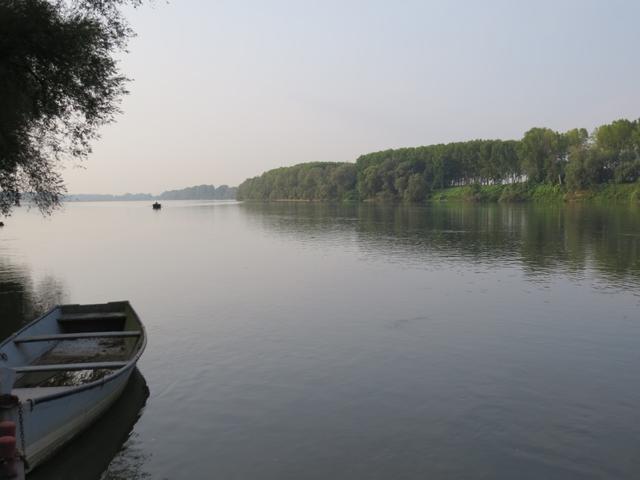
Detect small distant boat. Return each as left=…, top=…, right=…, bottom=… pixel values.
left=152, top=202, right=161, bottom=210
left=0, top=301, right=146, bottom=473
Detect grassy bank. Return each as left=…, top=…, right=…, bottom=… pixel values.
left=429, top=182, right=640, bottom=203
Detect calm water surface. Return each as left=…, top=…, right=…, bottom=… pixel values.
left=1, top=201, right=639, bottom=479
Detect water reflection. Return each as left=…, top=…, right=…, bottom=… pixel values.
left=2, top=201, right=640, bottom=479
left=0, top=258, right=67, bottom=338
left=240, top=202, right=640, bottom=287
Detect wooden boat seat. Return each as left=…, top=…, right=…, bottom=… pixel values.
left=57, top=311, right=128, bottom=334
left=58, top=312, right=127, bottom=322
left=15, top=331, right=141, bottom=344
left=14, top=362, right=128, bottom=373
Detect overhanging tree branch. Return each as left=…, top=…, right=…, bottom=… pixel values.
left=0, top=0, right=142, bottom=215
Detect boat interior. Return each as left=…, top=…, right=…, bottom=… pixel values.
left=2, top=302, right=144, bottom=400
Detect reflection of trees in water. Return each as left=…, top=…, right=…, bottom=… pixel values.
left=0, top=259, right=67, bottom=340
left=241, top=202, right=359, bottom=244
left=240, top=202, right=640, bottom=285
left=516, top=204, right=640, bottom=281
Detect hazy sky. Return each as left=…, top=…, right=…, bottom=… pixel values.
left=63, top=0, right=640, bottom=194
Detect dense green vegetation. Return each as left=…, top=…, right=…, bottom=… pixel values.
left=159, top=184, right=236, bottom=200
left=237, top=118, right=640, bottom=203
left=237, top=162, right=357, bottom=201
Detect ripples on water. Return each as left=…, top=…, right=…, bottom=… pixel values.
left=1, top=201, right=639, bottom=479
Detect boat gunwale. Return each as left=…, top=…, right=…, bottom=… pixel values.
left=0, top=301, right=147, bottom=406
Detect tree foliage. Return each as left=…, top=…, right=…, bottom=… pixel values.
left=0, top=0, right=141, bottom=214
left=237, top=163, right=357, bottom=201
left=237, top=118, right=640, bottom=202
left=159, top=184, right=237, bottom=200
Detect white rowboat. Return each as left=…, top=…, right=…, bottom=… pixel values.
left=0, top=301, right=146, bottom=472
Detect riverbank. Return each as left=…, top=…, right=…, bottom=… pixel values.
left=429, top=182, right=640, bottom=203
left=240, top=182, right=640, bottom=204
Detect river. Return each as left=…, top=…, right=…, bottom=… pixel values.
left=1, top=201, right=639, bottom=479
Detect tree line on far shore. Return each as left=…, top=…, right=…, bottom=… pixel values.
left=66, top=184, right=236, bottom=202
left=159, top=184, right=236, bottom=200
left=237, top=118, right=640, bottom=202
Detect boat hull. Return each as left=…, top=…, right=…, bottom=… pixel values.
left=24, top=364, right=135, bottom=471
left=0, top=301, right=146, bottom=472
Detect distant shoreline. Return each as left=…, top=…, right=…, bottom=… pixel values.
left=66, top=184, right=236, bottom=202
left=63, top=198, right=238, bottom=202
